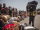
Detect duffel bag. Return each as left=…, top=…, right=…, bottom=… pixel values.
left=2, top=24, right=15, bottom=30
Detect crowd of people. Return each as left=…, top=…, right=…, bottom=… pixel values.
left=0, top=3, right=28, bottom=30
left=0, top=3, right=27, bottom=17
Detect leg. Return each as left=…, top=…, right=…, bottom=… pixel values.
left=29, top=17, right=31, bottom=25
left=32, top=17, right=35, bottom=27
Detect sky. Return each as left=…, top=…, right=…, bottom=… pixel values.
left=0, top=0, right=40, bottom=11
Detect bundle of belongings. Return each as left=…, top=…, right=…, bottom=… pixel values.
left=0, top=15, right=11, bottom=30
left=27, top=1, right=38, bottom=12
left=0, top=15, right=20, bottom=30
left=0, top=15, right=39, bottom=30
left=8, top=17, right=20, bottom=22
left=9, top=17, right=18, bottom=21
left=2, top=21, right=20, bottom=30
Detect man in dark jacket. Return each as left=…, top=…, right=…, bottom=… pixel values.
left=26, top=1, right=38, bottom=27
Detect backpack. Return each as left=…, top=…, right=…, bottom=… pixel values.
left=19, top=25, right=24, bottom=30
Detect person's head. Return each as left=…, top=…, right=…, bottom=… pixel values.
left=12, top=7, right=14, bottom=11
left=9, top=6, right=11, bottom=10
left=19, top=10, right=21, bottom=12
left=0, top=4, right=2, bottom=8
left=16, top=9, right=17, bottom=11
left=3, top=3, right=6, bottom=8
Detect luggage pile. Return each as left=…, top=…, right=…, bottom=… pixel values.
left=2, top=21, right=20, bottom=30
left=0, top=15, right=39, bottom=30
left=0, top=15, right=20, bottom=30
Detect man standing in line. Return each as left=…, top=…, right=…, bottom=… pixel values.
left=3, top=3, right=8, bottom=15
left=26, top=0, right=38, bottom=27
left=15, top=9, right=18, bottom=17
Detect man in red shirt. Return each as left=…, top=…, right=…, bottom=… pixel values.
left=3, top=3, right=8, bottom=15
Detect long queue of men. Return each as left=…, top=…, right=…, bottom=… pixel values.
left=0, top=3, right=27, bottom=17
left=0, top=3, right=18, bottom=16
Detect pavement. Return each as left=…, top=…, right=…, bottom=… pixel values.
left=20, top=15, right=40, bottom=30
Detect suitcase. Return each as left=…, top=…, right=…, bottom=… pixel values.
left=19, top=23, right=26, bottom=30
left=19, top=25, right=24, bottom=30
left=18, top=23, right=28, bottom=30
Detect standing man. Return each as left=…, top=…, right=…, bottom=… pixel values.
left=15, top=9, right=18, bottom=17
left=19, top=10, right=21, bottom=16
left=3, top=3, right=8, bottom=14
left=12, top=8, right=15, bottom=17
left=26, top=1, right=38, bottom=27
